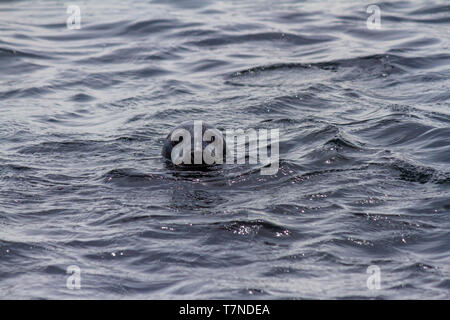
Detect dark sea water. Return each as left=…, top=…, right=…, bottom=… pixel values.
left=0, top=0, right=449, bottom=299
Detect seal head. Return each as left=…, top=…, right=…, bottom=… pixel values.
left=162, top=120, right=227, bottom=167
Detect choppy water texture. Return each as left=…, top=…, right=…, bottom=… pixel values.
left=0, top=0, right=449, bottom=299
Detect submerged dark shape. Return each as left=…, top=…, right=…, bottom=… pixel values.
left=162, top=120, right=227, bottom=167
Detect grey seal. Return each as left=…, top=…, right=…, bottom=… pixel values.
left=162, top=120, right=227, bottom=167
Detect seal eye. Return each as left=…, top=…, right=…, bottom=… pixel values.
left=171, top=136, right=182, bottom=146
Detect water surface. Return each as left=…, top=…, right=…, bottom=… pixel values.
left=0, top=0, right=449, bottom=299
